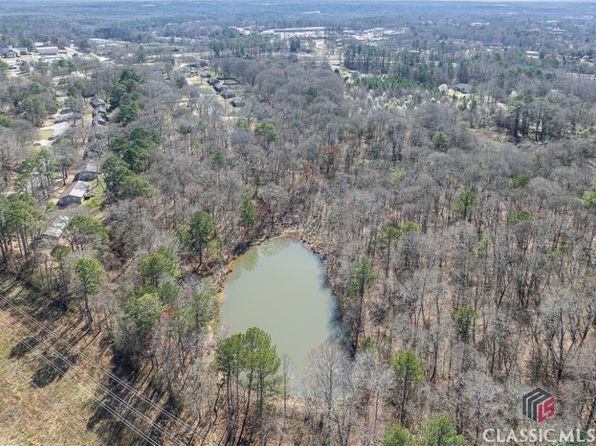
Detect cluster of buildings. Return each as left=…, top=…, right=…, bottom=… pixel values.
left=55, top=97, right=104, bottom=208
left=90, top=97, right=108, bottom=127
left=438, top=83, right=475, bottom=95
left=343, top=27, right=408, bottom=42
left=262, top=27, right=326, bottom=39
left=1, top=46, right=29, bottom=58
left=183, top=59, right=246, bottom=108
left=187, top=59, right=210, bottom=76
left=206, top=76, right=244, bottom=107
left=1, top=44, right=59, bottom=58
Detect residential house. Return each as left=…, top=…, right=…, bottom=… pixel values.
left=90, top=99, right=108, bottom=125
left=57, top=181, right=88, bottom=207
left=230, top=97, right=245, bottom=107
left=221, top=89, right=235, bottom=99
left=454, top=83, right=474, bottom=94
left=212, top=82, right=224, bottom=93
left=1, top=47, right=20, bottom=58
left=43, top=216, right=70, bottom=239
left=218, top=77, right=239, bottom=86
left=54, top=113, right=81, bottom=123
left=92, top=115, right=108, bottom=127
left=74, top=160, right=100, bottom=181
left=38, top=47, right=59, bottom=56
left=207, top=77, right=220, bottom=86
left=93, top=104, right=107, bottom=114
left=90, top=97, right=106, bottom=108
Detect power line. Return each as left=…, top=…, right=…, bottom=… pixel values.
left=0, top=331, right=110, bottom=446
left=0, top=318, right=165, bottom=446
left=0, top=316, right=184, bottom=446
left=0, top=294, right=204, bottom=441
left=0, top=318, right=163, bottom=446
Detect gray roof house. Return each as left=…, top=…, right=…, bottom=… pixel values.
left=212, top=82, right=224, bottom=93
left=92, top=115, right=108, bottom=127
left=74, top=160, right=100, bottom=181
left=90, top=97, right=106, bottom=108
left=207, top=77, right=220, bottom=86
left=454, top=83, right=474, bottom=94
left=43, top=216, right=70, bottom=239
left=221, top=89, right=235, bottom=99
left=54, top=113, right=81, bottom=123
left=1, top=47, right=21, bottom=58
left=92, top=105, right=107, bottom=117
left=57, top=181, right=88, bottom=207
left=38, top=46, right=59, bottom=56
left=230, top=97, right=245, bottom=108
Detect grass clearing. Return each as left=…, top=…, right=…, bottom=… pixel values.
left=83, top=175, right=106, bottom=214
left=36, top=128, right=54, bottom=141
left=0, top=314, right=102, bottom=446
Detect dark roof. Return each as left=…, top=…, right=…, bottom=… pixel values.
left=93, top=115, right=108, bottom=126
left=221, top=89, right=235, bottom=99
left=90, top=97, right=106, bottom=108
left=92, top=105, right=107, bottom=116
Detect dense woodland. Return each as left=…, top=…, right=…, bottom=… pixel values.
left=0, top=1, right=595, bottom=445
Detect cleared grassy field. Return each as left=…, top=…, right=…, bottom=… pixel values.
left=0, top=280, right=101, bottom=446
left=36, top=128, right=54, bottom=141
left=0, top=312, right=102, bottom=446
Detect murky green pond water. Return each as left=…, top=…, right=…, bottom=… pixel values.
left=221, top=237, right=337, bottom=374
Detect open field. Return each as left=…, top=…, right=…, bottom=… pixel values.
left=0, top=312, right=102, bottom=446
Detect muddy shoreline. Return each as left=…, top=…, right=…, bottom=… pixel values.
left=211, top=225, right=339, bottom=303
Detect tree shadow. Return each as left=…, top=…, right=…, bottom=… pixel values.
left=98, top=334, right=113, bottom=354
left=87, top=355, right=188, bottom=446
left=25, top=295, right=68, bottom=324
left=31, top=352, right=79, bottom=388
left=232, top=239, right=253, bottom=256
left=87, top=357, right=147, bottom=445
left=148, top=394, right=185, bottom=445
left=9, top=337, right=40, bottom=359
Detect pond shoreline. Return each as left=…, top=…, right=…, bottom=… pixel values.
left=212, top=226, right=335, bottom=298
left=217, top=232, right=338, bottom=373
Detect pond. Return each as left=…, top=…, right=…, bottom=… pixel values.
left=220, top=236, right=337, bottom=376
